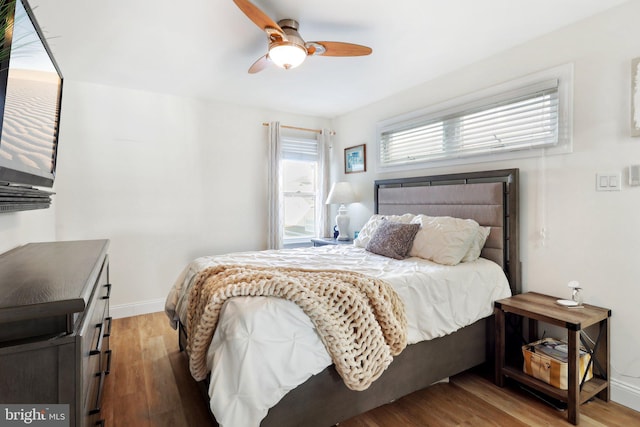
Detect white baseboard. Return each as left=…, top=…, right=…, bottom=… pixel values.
left=110, top=298, right=165, bottom=319
left=611, top=378, right=640, bottom=412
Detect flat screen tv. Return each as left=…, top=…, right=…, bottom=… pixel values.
left=0, top=0, right=63, bottom=188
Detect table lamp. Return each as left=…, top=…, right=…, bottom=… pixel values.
left=326, top=182, right=356, bottom=240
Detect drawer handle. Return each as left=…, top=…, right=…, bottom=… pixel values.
left=95, top=420, right=105, bottom=427
left=102, top=283, right=112, bottom=300
left=90, top=322, right=105, bottom=356
left=105, top=349, right=112, bottom=375
left=103, top=316, right=112, bottom=338
left=89, top=371, right=106, bottom=415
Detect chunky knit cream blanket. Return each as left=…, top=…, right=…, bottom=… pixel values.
left=186, top=264, right=407, bottom=391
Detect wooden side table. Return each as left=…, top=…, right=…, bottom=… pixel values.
left=494, top=292, right=611, bottom=425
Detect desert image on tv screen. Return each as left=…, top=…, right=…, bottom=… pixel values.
left=0, top=0, right=61, bottom=177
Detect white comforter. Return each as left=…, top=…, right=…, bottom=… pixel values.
left=165, top=245, right=511, bottom=427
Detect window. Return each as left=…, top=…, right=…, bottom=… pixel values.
left=268, top=123, right=330, bottom=249
left=281, top=136, right=322, bottom=245
left=378, top=64, right=572, bottom=169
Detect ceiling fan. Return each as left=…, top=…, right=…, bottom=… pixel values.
left=233, top=0, right=372, bottom=73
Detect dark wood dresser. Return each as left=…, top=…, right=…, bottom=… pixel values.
left=0, top=240, right=112, bottom=427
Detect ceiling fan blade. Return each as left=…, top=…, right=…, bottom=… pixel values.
left=306, top=41, right=372, bottom=57
left=248, top=55, right=271, bottom=74
left=233, top=0, right=285, bottom=40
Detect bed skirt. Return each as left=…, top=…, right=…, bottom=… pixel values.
left=178, top=315, right=494, bottom=427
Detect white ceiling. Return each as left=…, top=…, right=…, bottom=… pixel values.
left=30, top=0, right=628, bottom=118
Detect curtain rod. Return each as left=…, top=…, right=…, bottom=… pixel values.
left=262, top=122, right=335, bottom=135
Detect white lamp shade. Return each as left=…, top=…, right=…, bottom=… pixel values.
left=269, top=43, right=307, bottom=69
left=326, top=182, right=356, bottom=205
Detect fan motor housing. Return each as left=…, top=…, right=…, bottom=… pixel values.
left=270, top=19, right=306, bottom=52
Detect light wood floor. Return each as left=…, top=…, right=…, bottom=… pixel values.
left=101, top=312, right=639, bottom=426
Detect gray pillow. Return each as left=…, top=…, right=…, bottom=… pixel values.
left=365, top=221, right=420, bottom=260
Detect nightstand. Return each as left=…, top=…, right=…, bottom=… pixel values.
left=494, top=292, right=611, bottom=425
left=311, top=237, right=353, bottom=247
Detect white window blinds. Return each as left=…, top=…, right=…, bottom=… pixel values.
left=282, top=137, right=318, bottom=161
left=379, top=79, right=561, bottom=166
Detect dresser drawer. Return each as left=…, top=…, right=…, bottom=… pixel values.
left=101, top=302, right=112, bottom=376
left=79, top=257, right=111, bottom=425
left=84, top=368, right=106, bottom=427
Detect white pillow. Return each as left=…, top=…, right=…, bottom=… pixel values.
left=461, top=226, right=491, bottom=263
left=408, top=215, right=480, bottom=265
left=353, top=213, right=415, bottom=248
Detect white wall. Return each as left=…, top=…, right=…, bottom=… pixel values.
left=0, top=209, right=56, bottom=254
left=331, top=1, right=640, bottom=410
left=49, top=80, right=330, bottom=316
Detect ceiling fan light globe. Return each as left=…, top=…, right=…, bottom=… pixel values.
left=269, top=43, right=306, bottom=69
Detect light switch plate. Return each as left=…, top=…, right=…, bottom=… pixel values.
left=596, top=172, right=621, bottom=191
left=629, top=165, right=640, bottom=186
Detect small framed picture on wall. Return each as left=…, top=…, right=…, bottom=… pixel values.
left=344, top=144, right=366, bottom=174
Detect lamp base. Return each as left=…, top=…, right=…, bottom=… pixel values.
left=335, top=204, right=350, bottom=241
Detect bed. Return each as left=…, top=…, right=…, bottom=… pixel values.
left=165, top=168, right=520, bottom=427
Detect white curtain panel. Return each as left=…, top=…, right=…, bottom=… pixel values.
left=267, top=122, right=283, bottom=249
left=317, top=129, right=331, bottom=238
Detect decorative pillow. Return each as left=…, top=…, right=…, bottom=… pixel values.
left=365, top=221, right=420, bottom=260
left=461, top=226, right=491, bottom=263
left=409, top=215, right=480, bottom=265
left=354, top=215, right=384, bottom=248
left=353, top=213, right=415, bottom=248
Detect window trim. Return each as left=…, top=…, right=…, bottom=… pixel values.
left=376, top=63, right=573, bottom=171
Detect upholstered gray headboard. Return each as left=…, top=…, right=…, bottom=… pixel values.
left=374, top=168, right=520, bottom=295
